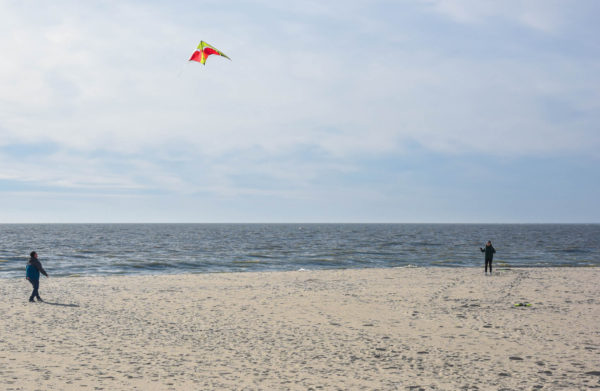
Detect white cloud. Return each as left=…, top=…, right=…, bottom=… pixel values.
left=421, top=0, right=566, bottom=33
left=0, top=0, right=599, bottom=199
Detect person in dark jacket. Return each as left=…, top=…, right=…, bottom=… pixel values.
left=480, top=241, right=496, bottom=275
left=26, top=251, right=48, bottom=302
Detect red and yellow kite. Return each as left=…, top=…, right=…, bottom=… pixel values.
left=189, top=41, right=231, bottom=65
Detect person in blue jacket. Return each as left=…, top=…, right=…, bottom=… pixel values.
left=480, top=241, right=496, bottom=275
left=26, top=251, right=48, bottom=302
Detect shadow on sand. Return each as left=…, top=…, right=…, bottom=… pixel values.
left=43, top=302, right=80, bottom=308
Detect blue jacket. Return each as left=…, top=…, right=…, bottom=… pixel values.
left=26, top=257, right=47, bottom=280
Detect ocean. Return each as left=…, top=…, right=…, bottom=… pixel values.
left=0, top=224, right=598, bottom=278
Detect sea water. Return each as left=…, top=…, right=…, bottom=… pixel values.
left=0, top=224, right=598, bottom=278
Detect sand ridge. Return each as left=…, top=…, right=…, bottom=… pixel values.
left=1, top=267, right=599, bottom=390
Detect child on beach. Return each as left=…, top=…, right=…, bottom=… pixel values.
left=26, top=251, right=48, bottom=302
left=480, top=241, right=496, bottom=275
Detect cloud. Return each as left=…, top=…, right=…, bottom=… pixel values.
left=421, top=0, right=566, bottom=33
left=0, top=0, right=599, bottom=222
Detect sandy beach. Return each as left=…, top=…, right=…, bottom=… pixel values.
left=1, top=267, right=599, bottom=390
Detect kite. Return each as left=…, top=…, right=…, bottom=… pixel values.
left=189, top=41, right=231, bottom=65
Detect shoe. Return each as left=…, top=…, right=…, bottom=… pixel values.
left=29, top=298, right=35, bottom=302
left=36, top=297, right=44, bottom=302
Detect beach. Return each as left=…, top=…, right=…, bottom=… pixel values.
left=1, top=267, right=599, bottom=390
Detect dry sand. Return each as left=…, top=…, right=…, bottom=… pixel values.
left=1, top=267, right=599, bottom=390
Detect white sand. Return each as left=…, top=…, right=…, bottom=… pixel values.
left=1, top=267, right=599, bottom=390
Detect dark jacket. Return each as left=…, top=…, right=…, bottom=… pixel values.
left=26, top=257, right=48, bottom=280
left=481, top=245, right=496, bottom=261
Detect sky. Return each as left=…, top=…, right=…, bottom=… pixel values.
left=1, top=0, right=599, bottom=223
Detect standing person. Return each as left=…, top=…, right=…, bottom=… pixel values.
left=26, top=251, right=48, bottom=302
left=480, top=241, right=496, bottom=275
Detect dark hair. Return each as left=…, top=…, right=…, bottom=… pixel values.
left=30, top=251, right=37, bottom=258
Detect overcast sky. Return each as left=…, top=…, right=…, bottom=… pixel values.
left=1, top=0, right=599, bottom=223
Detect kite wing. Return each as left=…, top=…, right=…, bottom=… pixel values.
left=189, top=41, right=231, bottom=65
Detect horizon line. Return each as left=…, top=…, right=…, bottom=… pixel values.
left=1, top=222, right=598, bottom=225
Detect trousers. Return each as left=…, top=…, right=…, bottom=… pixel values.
left=28, top=279, right=40, bottom=300
left=485, top=259, right=493, bottom=273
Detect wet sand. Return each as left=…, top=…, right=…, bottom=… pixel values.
left=1, top=267, right=599, bottom=390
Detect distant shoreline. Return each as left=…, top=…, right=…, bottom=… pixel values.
left=2, top=264, right=599, bottom=280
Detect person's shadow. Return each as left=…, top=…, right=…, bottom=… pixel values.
left=43, top=301, right=80, bottom=308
